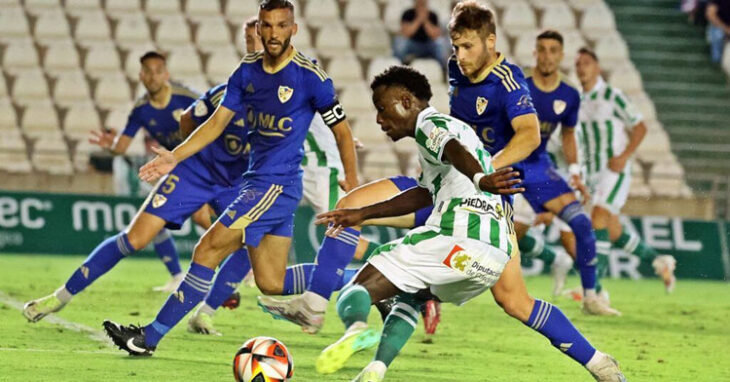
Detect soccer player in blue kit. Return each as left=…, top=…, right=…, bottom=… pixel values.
left=445, top=3, right=625, bottom=381
left=102, top=0, right=359, bottom=355
left=22, top=67, right=251, bottom=324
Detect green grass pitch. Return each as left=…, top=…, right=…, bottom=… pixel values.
left=0, top=254, right=728, bottom=381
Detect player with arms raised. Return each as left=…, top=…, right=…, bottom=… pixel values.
left=102, top=0, right=358, bottom=356
left=314, top=65, right=625, bottom=382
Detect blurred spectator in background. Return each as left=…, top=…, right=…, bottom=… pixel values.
left=706, top=0, right=730, bottom=63
left=393, top=0, right=446, bottom=68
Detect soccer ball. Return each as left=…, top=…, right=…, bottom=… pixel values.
left=233, top=336, right=294, bottom=382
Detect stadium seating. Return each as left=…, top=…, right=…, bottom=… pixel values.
left=0, top=7, right=29, bottom=41
left=205, top=47, right=240, bottom=84
left=166, top=46, right=203, bottom=76
left=53, top=70, right=92, bottom=107
left=327, top=55, right=364, bottom=87
left=195, top=16, right=233, bottom=52
left=314, top=22, right=352, bottom=58
left=2, top=41, right=40, bottom=75
left=21, top=102, right=60, bottom=139
left=65, top=0, right=101, bottom=16
left=540, top=3, right=576, bottom=30
left=114, top=14, right=152, bottom=49
left=155, top=15, right=193, bottom=51
left=94, top=74, right=132, bottom=109
left=43, top=41, right=81, bottom=75
left=343, top=0, right=381, bottom=29
left=105, top=0, right=142, bottom=15
left=302, top=0, right=340, bottom=29
left=355, top=25, right=392, bottom=59
left=73, top=11, right=112, bottom=46
left=411, top=58, right=444, bottom=83
left=84, top=44, right=122, bottom=79
left=12, top=70, right=51, bottom=107
left=33, top=9, right=72, bottom=43
left=579, top=4, right=616, bottom=41
left=145, top=0, right=182, bottom=21
left=366, top=56, right=401, bottom=81
left=63, top=101, right=101, bottom=141
left=501, top=1, right=537, bottom=38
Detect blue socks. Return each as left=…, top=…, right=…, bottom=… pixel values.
left=559, top=201, right=597, bottom=291
left=283, top=263, right=357, bottom=295
left=525, top=299, right=596, bottom=365
left=203, top=249, right=251, bottom=310
left=145, top=263, right=214, bottom=347
left=153, top=230, right=182, bottom=276
left=306, top=227, right=361, bottom=299
left=64, top=233, right=134, bottom=295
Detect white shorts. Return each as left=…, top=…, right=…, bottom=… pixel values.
left=588, top=167, right=631, bottom=215
left=368, top=226, right=511, bottom=306
left=513, top=193, right=536, bottom=226
left=301, top=165, right=343, bottom=215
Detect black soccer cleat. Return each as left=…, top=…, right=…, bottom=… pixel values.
left=221, top=291, right=241, bottom=310
left=375, top=297, right=397, bottom=322
left=102, top=320, right=156, bottom=356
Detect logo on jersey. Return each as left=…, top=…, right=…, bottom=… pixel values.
left=246, top=83, right=255, bottom=93
left=224, top=134, right=244, bottom=155
left=194, top=101, right=208, bottom=117
left=459, top=197, right=504, bottom=219
left=172, top=108, right=183, bottom=122
left=426, top=127, right=449, bottom=152
left=443, top=245, right=471, bottom=271
left=476, top=96, right=488, bottom=115
left=226, top=210, right=237, bottom=220
left=152, top=194, right=167, bottom=208
left=149, top=119, right=157, bottom=126
left=278, top=86, right=294, bottom=103
left=553, top=100, right=567, bottom=115
left=233, top=118, right=245, bottom=127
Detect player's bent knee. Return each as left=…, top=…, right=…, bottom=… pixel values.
left=255, top=278, right=283, bottom=295
left=125, top=232, right=149, bottom=252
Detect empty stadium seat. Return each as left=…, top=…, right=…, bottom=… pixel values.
left=0, top=7, right=29, bottom=41
left=167, top=47, right=203, bottom=75
left=34, top=10, right=72, bottom=43
left=63, top=101, right=101, bottom=140
left=105, top=0, right=142, bottom=15
left=293, top=24, right=314, bottom=52
left=205, top=48, right=240, bottom=84
left=43, top=41, right=81, bottom=75
left=104, top=108, right=128, bottom=130
left=315, top=22, right=352, bottom=58
left=495, top=25, right=511, bottom=55
left=580, top=4, right=617, bottom=41
left=195, top=17, right=232, bottom=52
left=411, top=58, right=445, bottom=83
left=21, top=102, right=60, bottom=138
left=2, top=42, right=40, bottom=75
left=344, top=0, right=381, bottom=28
left=383, top=0, right=413, bottom=33
left=0, top=129, right=26, bottom=151
left=74, top=11, right=112, bottom=46
left=223, top=0, right=260, bottom=24
left=145, top=0, right=182, bottom=20
left=33, top=142, right=74, bottom=175
left=0, top=74, right=7, bottom=99
left=64, top=0, right=101, bottom=16
left=72, top=139, right=98, bottom=171
left=176, top=74, right=210, bottom=93
left=94, top=75, right=132, bottom=109
left=631, top=93, right=658, bottom=122
left=123, top=44, right=158, bottom=79
left=637, top=128, right=671, bottom=162
left=566, top=0, right=603, bottom=11
left=366, top=56, right=401, bottom=81
left=327, top=55, right=364, bottom=86
left=0, top=152, right=33, bottom=173
left=431, top=83, right=451, bottom=113
left=53, top=71, right=92, bottom=107
left=501, top=1, right=537, bottom=37
left=527, top=0, right=565, bottom=10
left=12, top=70, right=50, bottom=106
left=155, top=16, right=193, bottom=50
left=608, top=64, right=643, bottom=96
left=649, top=158, right=686, bottom=198
left=540, top=3, right=576, bottom=30
left=355, top=24, right=392, bottom=59
left=303, top=0, right=340, bottom=28
left=0, top=100, right=17, bottom=131
left=512, top=32, right=538, bottom=68
left=560, top=29, right=586, bottom=70
left=84, top=44, right=122, bottom=78
left=23, top=0, right=61, bottom=15
left=114, top=14, right=152, bottom=49
left=340, top=82, right=375, bottom=115
left=185, top=0, right=221, bottom=20
left=594, top=33, right=630, bottom=68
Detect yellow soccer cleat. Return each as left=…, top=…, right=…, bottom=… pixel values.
left=316, top=323, right=380, bottom=374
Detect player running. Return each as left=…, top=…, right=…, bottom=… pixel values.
left=102, top=0, right=358, bottom=356
left=22, top=80, right=251, bottom=324
left=315, top=65, right=625, bottom=382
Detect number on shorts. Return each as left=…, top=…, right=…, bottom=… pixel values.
left=161, top=175, right=180, bottom=194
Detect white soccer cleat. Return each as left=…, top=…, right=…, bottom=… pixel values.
left=257, top=295, right=325, bottom=334
left=652, top=255, right=677, bottom=293
left=587, top=351, right=626, bottom=381
left=351, top=361, right=387, bottom=382
left=23, top=294, right=66, bottom=323
left=598, top=290, right=611, bottom=306
left=316, top=322, right=380, bottom=374
left=152, top=272, right=184, bottom=292
left=551, top=251, right=574, bottom=297
left=187, top=307, right=222, bottom=336
left=582, top=295, right=621, bottom=316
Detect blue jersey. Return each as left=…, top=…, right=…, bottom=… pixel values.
left=189, top=83, right=249, bottom=187
left=123, top=81, right=200, bottom=150
left=448, top=54, right=536, bottom=156
left=220, top=50, right=340, bottom=181
left=525, top=76, right=580, bottom=163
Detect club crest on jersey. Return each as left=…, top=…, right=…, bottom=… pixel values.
left=553, top=100, right=567, bottom=115
left=278, top=86, right=294, bottom=103
left=172, top=108, right=184, bottom=122
left=152, top=194, right=167, bottom=208
left=443, top=245, right=471, bottom=271
left=476, top=96, right=488, bottom=115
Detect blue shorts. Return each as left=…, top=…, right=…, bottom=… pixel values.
left=388, top=175, right=433, bottom=228
left=219, top=176, right=302, bottom=247
left=143, top=158, right=242, bottom=229
left=520, top=157, right=573, bottom=214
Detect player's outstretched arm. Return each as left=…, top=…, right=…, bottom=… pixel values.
left=316, top=187, right=432, bottom=235
left=442, top=140, right=524, bottom=195
left=491, top=113, right=541, bottom=169
left=89, top=128, right=131, bottom=155
left=331, top=120, right=359, bottom=192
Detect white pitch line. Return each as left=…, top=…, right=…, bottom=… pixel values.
left=0, top=290, right=111, bottom=346
left=0, top=347, right=119, bottom=355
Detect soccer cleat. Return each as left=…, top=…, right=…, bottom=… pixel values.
left=102, top=320, right=155, bottom=356
left=351, top=370, right=384, bottom=382
left=187, top=308, right=221, bottom=336
left=587, top=352, right=627, bottom=382
left=582, top=296, right=621, bottom=316
left=316, top=323, right=380, bottom=374
left=652, top=255, right=677, bottom=293
left=551, top=251, right=574, bottom=297
left=421, top=299, right=441, bottom=335
left=221, top=291, right=241, bottom=310
left=152, top=273, right=184, bottom=293
left=563, top=286, right=584, bottom=302
left=257, top=295, right=325, bottom=334
left=23, top=294, right=66, bottom=323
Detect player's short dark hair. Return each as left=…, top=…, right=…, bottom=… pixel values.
left=259, top=0, right=294, bottom=12
left=370, top=65, right=432, bottom=102
left=537, top=30, right=563, bottom=46
left=448, top=1, right=496, bottom=38
left=578, top=47, right=599, bottom=62
left=244, top=16, right=258, bottom=29
left=139, top=51, right=166, bottom=64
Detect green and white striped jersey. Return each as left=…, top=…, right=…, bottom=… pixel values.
left=578, top=77, right=642, bottom=176
left=414, top=107, right=513, bottom=256
left=547, top=125, right=586, bottom=178
left=301, top=113, right=344, bottom=172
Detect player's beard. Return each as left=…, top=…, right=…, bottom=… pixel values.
left=264, top=36, right=292, bottom=59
